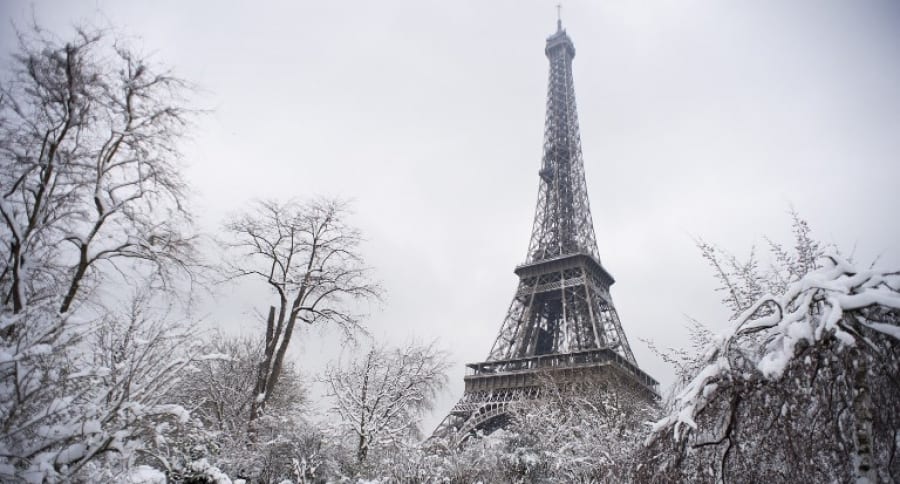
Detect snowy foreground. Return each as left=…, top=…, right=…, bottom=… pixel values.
left=106, top=254, right=897, bottom=483
left=2, top=18, right=897, bottom=484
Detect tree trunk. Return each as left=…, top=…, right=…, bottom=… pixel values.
left=60, top=245, right=90, bottom=313
left=249, top=305, right=278, bottom=425
left=357, top=434, right=368, bottom=464
left=357, top=369, right=369, bottom=464
left=852, top=350, right=875, bottom=483
left=7, top=241, right=23, bottom=313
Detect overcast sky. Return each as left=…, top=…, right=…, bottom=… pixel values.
left=4, top=0, right=900, bottom=432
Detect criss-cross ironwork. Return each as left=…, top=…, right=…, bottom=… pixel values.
left=432, top=20, right=657, bottom=445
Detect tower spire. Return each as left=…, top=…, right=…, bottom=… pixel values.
left=556, top=4, right=563, bottom=32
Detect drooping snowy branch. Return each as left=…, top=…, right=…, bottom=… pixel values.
left=654, top=255, right=900, bottom=442
left=638, top=250, right=900, bottom=482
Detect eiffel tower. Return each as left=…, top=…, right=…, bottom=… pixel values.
left=432, top=18, right=658, bottom=444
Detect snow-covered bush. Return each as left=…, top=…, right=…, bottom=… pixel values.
left=636, top=231, right=900, bottom=482
left=0, top=293, right=215, bottom=482
left=165, top=334, right=343, bottom=483
left=367, top=372, right=655, bottom=483
left=500, top=375, right=657, bottom=481
left=372, top=429, right=518, bottom=482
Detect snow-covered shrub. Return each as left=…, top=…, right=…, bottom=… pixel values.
left=373, top=429, right=517, bottom=483
left=369, top=373, right=655, bottom=483
left=213, top=412, right=344, bottom=484
left=636, top=253, right=900, bottom=482
left=166, top=334, right=342, bottom=483
left=0, top=305, right=97, bottom=482
left=501, top=375, right=657, bottom=481
left=0, top=294, right=214, bottom=482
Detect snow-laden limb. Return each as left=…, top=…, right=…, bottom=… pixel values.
left=640, top=254, right=900, bottom=482
left=656, top=255, right=900, bottom=443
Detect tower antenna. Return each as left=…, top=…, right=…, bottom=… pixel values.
left=556, top=4, right=563, bottom=31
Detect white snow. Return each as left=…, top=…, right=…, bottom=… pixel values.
left=189, top=459, right=233, bottom=484
left=126, top=465, right=167, bottom=484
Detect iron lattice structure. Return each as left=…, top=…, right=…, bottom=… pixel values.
left=432, top=21, right=657, bottom=444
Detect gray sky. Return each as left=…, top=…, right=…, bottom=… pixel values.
left=4, top=0, right=900, bottom=432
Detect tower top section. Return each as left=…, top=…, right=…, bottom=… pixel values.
left=526, top=18, right=600, bottom=266
left=545, top=18, right=575, bottom=59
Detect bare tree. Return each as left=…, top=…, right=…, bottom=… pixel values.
left=323, top=341, right=449, bottom=465
left=222, top=198, right=380, bottom=420
left=0, top=25, right=196, bottom=316
left=0, top=25, right=204, bottom=481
